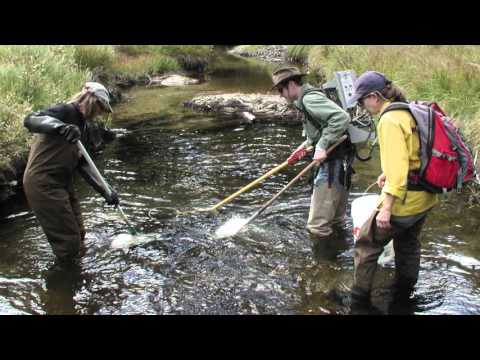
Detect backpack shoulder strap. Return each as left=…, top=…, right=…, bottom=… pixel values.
left=298, top=87, right=328, bottom=132
left=380, top=102, right=411, bottom=118
left=299, top=87, right=326, bottom=102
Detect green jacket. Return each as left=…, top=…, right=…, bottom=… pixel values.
left=294, top=84, right=350, bottom=152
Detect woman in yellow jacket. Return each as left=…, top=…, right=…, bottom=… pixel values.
left=349, top=71, right=438, bottom=305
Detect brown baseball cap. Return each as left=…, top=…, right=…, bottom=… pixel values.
left=271, top=66, right=306, bottom=90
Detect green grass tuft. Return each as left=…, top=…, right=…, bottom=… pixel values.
left=73, top=45, right=115, bottom=71
left=0, top=46, right=90, bottom=166
left=286, top=45, right=313, bottom=64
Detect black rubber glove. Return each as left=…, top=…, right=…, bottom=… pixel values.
left=58, top=124, right=81, bottom=143
left=104, top=189, right=120, bottom=206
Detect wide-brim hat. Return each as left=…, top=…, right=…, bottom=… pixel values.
left=271, top=66, right=306, bottom=90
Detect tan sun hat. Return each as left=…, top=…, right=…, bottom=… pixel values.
left=271, top=66, right=306, bottom=90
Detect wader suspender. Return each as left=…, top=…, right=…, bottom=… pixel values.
left=298, top=88, right=354, bottom=189
left=298, top=87, right=327, bottom=136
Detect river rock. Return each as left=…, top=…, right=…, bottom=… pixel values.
left=229, top=45, right=288, bottom=63
left=184, top=93, right=302, bottom=122
left=0, top=153, right=27, bottom=203
left=148, top=74, right=199, bottom=87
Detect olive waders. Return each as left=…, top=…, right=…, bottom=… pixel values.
left=23, top=103, right=112, bottom=264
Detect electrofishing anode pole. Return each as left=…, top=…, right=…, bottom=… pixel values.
left=230, top=135, right=348, bottom=236
left=76, top=141, right=138, bottom=236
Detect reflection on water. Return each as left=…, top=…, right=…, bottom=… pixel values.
left=0, top=55, right=479, bottom=315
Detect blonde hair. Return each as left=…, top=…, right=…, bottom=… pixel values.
left=68, top=89, right=102, bottom=119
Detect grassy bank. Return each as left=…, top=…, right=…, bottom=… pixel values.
left=230, top=45, right=267, bottom=54
left=74, top=45, right=212, bottom=79
left=287, top=45, right=480, bottom=153
left=0, top=46, right=90, bottom=168
left=0, top=45, right=212, bottom=169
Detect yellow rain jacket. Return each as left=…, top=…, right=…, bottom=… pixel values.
left=377, top=101, right=438, bottom=216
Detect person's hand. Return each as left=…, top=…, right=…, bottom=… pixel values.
left=376, top=206, right=392, bottom=230
left=58, top=124, right=81, bottom=143
left=104, top=189, right=119, bottom=206
left=288, top=146, right=308, bottom=165
left=313, top=148, right=327, bottom=164
left=377, top=173, right=386, bottom=189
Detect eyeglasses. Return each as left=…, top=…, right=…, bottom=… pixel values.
left=358, top=92, right=376, bottom=107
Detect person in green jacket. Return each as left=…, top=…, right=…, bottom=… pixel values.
left=272, top=67, right=354, bottom=243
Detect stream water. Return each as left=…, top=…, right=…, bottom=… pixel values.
left=1, top=55, right=479, bottom=315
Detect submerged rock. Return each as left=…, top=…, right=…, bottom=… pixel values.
left=147, top=74, right=199, bottom=87
left=184, top=93, right=301, bottom=123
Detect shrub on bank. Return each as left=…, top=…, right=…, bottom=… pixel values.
left=286, top=45, right=312, bottom=64
left=0, top=94, right=33, bottom=167
left=115, top=45, right=212, bottom=59
left=153, top=45, right=212, bottom=72
left=114, top=45, right=212, bottom=72
left=0, top=46, right=90, bottom=167
left=114, top=45, right=149, bottom=57
left=0, top=46, right=89, bottom=110
left=73, top=45, right=115, bottom=72
left=112, top=53, right=180, bottom=78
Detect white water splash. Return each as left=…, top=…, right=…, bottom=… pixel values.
left=215, top=217, right=250, bottom=239
left=111, top=233, right=155, bottom=250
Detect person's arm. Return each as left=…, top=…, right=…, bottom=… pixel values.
left=377, top=173, right=386, bottom=188
left=378, top=114, right=409, bottom=202
left=24, top=113, right=66, bottom=134
left=77, top=158, right=119, bottom=206
left=377, top=193, right=394, bottom=229
left=377, top=113, right=410, bottom=228
left=303, top=93, right=350, bottom=162
left=24, top=106, right=81, bottom=143
left=287, top=140, right=309, bottom=165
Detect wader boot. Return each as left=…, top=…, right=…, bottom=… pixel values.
left=44, top=258, right=82, bottom=315
left=353, top=211, right=428, bottom=304
left=310, top=228, right=349, bottom=262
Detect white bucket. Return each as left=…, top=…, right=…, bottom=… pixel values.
left=351, top=195, right=395, bottom=266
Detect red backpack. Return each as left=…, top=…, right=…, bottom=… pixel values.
left=382, top=101, right=475, bottom=193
